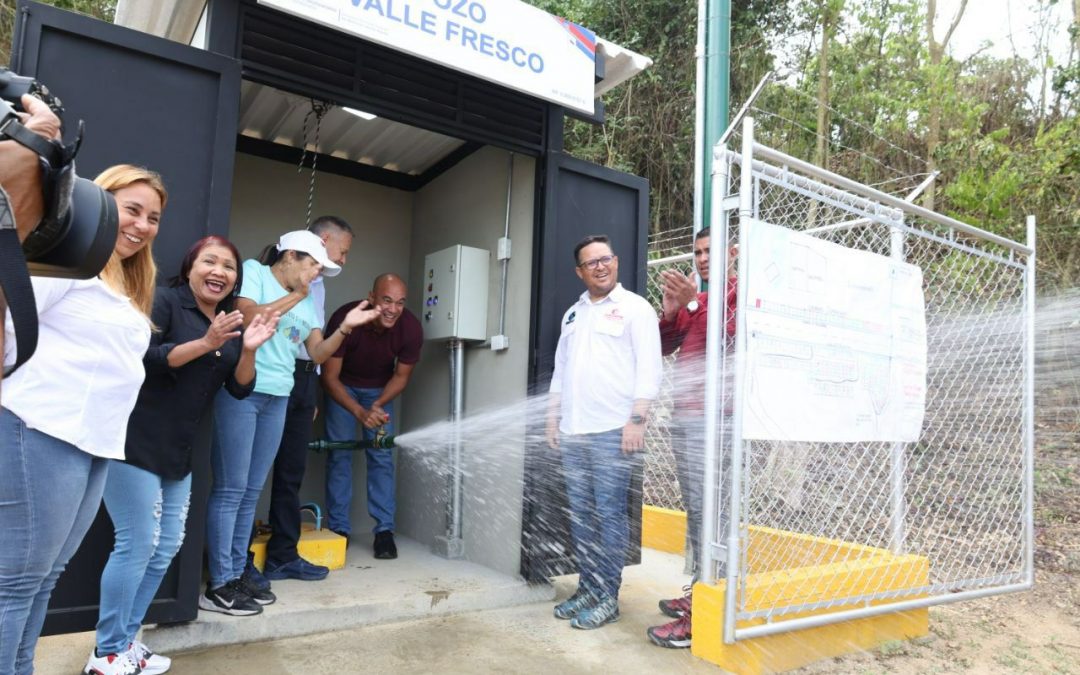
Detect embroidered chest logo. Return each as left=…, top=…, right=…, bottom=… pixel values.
left=565, top=311, right=576, bottom=326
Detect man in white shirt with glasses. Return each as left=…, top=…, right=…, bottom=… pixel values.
left=545, top=234, right=662, bottom=630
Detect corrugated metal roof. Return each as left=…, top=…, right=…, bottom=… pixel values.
left=239, top=81, right=467, bottom=176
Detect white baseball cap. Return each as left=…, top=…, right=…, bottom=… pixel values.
left=276, top=230, right=342, bottom=277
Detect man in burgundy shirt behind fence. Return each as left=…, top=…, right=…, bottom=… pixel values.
left=647, top=227, right=737, bottom=649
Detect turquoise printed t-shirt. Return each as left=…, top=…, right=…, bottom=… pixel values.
left=240, top=259, right=320, bottom=396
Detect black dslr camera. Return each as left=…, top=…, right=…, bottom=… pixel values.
left=0, top=67, right=118, bottom=276
left=0, top=68, right=119, bottom=376
left=0, top=68, right=118, bottom=278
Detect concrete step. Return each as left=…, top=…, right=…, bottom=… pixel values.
left=145, top=533, right=554, bottom=653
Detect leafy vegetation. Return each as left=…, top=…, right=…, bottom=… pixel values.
left=544, top=0, right=1080, bottom=291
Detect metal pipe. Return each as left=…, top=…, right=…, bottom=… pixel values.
left=889, top=224, right=906, bottom=555
left=448, top=338, right=458, bottom=420
left=700, top=142, right=730, bottom=587
left=907, top=171, right=941, bottom=205
left=803, top=171, right=939, bottom=235
left=692, top=0, right=706, bottom=240
left=702, top=0, right=731, bottom=226
left=735, top=582, right=1032, bottom=641
left=723, top=116, right=755, bottom=645
left=647, top=251, right=694, bottom=268
left=498, top=153, right=513, bottom=336
left=718, top=72, right=772, bottom=147
left=451, top=338, right=465, bottom=541
left=1024, top=215, right=1036, bottom=585
left=734, top=154, right=904, bottom=226
left=746, top=164, right=1022, bottom=268
left=699, top=0, right=734, bottom=239
left=738, top=572, right=1027, bottom=618
left=752, top=144, right=1032, bottom=255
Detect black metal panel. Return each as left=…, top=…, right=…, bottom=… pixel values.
left=521, top=151, right=650, bottom=582
left=13, top=0, right=241, bottom=634
left=232, top=0, right=548, bottom=155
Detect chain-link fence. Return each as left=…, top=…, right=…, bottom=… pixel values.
left=704, top=121, right=1034, bottom=641
left=642, top=226, right=694, bottom=511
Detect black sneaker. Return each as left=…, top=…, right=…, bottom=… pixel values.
left=231, top=576, right=276, bottom=605
left=198, top=581, right=262, bottom=616
left=374, top=531, right=397, bottom=559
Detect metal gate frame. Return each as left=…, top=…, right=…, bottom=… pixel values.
left=701, top=117, right=1036, bottom=643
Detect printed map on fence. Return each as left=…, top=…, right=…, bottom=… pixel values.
left=742, top=219, right=927, bottom=442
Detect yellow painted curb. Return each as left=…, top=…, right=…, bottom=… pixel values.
left=691, top=526, right=930, bottom=674
left=641, top=505, right=687, bottom=554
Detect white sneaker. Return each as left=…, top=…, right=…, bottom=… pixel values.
left=84, top=649, right=142, bottom=675
left=128, top=640, right=171, bottom=675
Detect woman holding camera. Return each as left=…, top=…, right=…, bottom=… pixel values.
left=201, top=230, right=377, bottom=616
left=85, top=236, right=278, bottom=675
left=0, top=165, right=164, bottom=675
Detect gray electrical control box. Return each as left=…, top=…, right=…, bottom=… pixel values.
left=422, top=245, right=490, bottom=341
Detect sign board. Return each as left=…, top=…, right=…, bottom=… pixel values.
left=257, top=0, right=598, bottom=114
left=742, top=219, right=927, bottom=442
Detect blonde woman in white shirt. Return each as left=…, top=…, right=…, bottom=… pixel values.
left=0, top=165, right=165, bottom=675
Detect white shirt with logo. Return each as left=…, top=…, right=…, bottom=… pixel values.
left=549, top=283, right=662, bottom=435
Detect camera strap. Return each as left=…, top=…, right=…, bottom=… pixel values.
left=0, top=184, right=38, bottom=378
left=0, top=115, right=60, bottom=166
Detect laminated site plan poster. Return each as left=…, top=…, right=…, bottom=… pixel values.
left=742, top=219, right=927, bottom=442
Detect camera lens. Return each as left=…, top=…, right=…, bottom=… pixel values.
left=25, top=177, right=118, bottom=279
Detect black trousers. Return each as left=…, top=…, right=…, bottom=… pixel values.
left=265, top=360, right=319, bottom=565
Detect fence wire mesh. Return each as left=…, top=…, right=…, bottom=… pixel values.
left=643, top=226, right=695, bottom=511
left=714, top=142, right=1031, bottom=628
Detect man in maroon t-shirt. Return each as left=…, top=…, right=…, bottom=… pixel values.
left=321, top=273, right=423, bottom=560
left=647, top=228, right=737, bottom=649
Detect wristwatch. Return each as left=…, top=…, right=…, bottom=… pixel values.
left=686, top=299, right=700, bottom=313
left=630, top=413, right=646, bottom=425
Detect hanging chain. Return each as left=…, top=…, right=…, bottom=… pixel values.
left=297, top=99, right=331, bottom=228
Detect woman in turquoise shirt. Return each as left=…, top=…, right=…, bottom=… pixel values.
left=201, top=230, right=376, bottom=616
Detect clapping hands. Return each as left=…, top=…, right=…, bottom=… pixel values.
left=342, top=299, right=380, bottom=330
left=202, top=310, right=244, bottom=350
left=243, top=311, right=280, bottom=351
left=659, top=268, right=698, bottom=318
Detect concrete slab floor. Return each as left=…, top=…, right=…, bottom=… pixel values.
left=141, top=533, right=555, bottom=653
left=36, top=548, right=717, bottom=674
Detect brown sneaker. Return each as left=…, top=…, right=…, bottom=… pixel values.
left=658, top=588, right=692, bottom=618
left=647, top=613, right=692, bottom=648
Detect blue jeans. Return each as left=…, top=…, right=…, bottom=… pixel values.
left=560, top=429, right=639, bottom=600
left=96, top=462, right=191, bottom=654
left=324, top=387, right=395, bottom=535
left=0, top=409, right=109, bottom=675
left=206, top=391, right=287, bottom=587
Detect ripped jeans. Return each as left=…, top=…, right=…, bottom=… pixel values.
left=95, top=461, right=191, bottom=655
